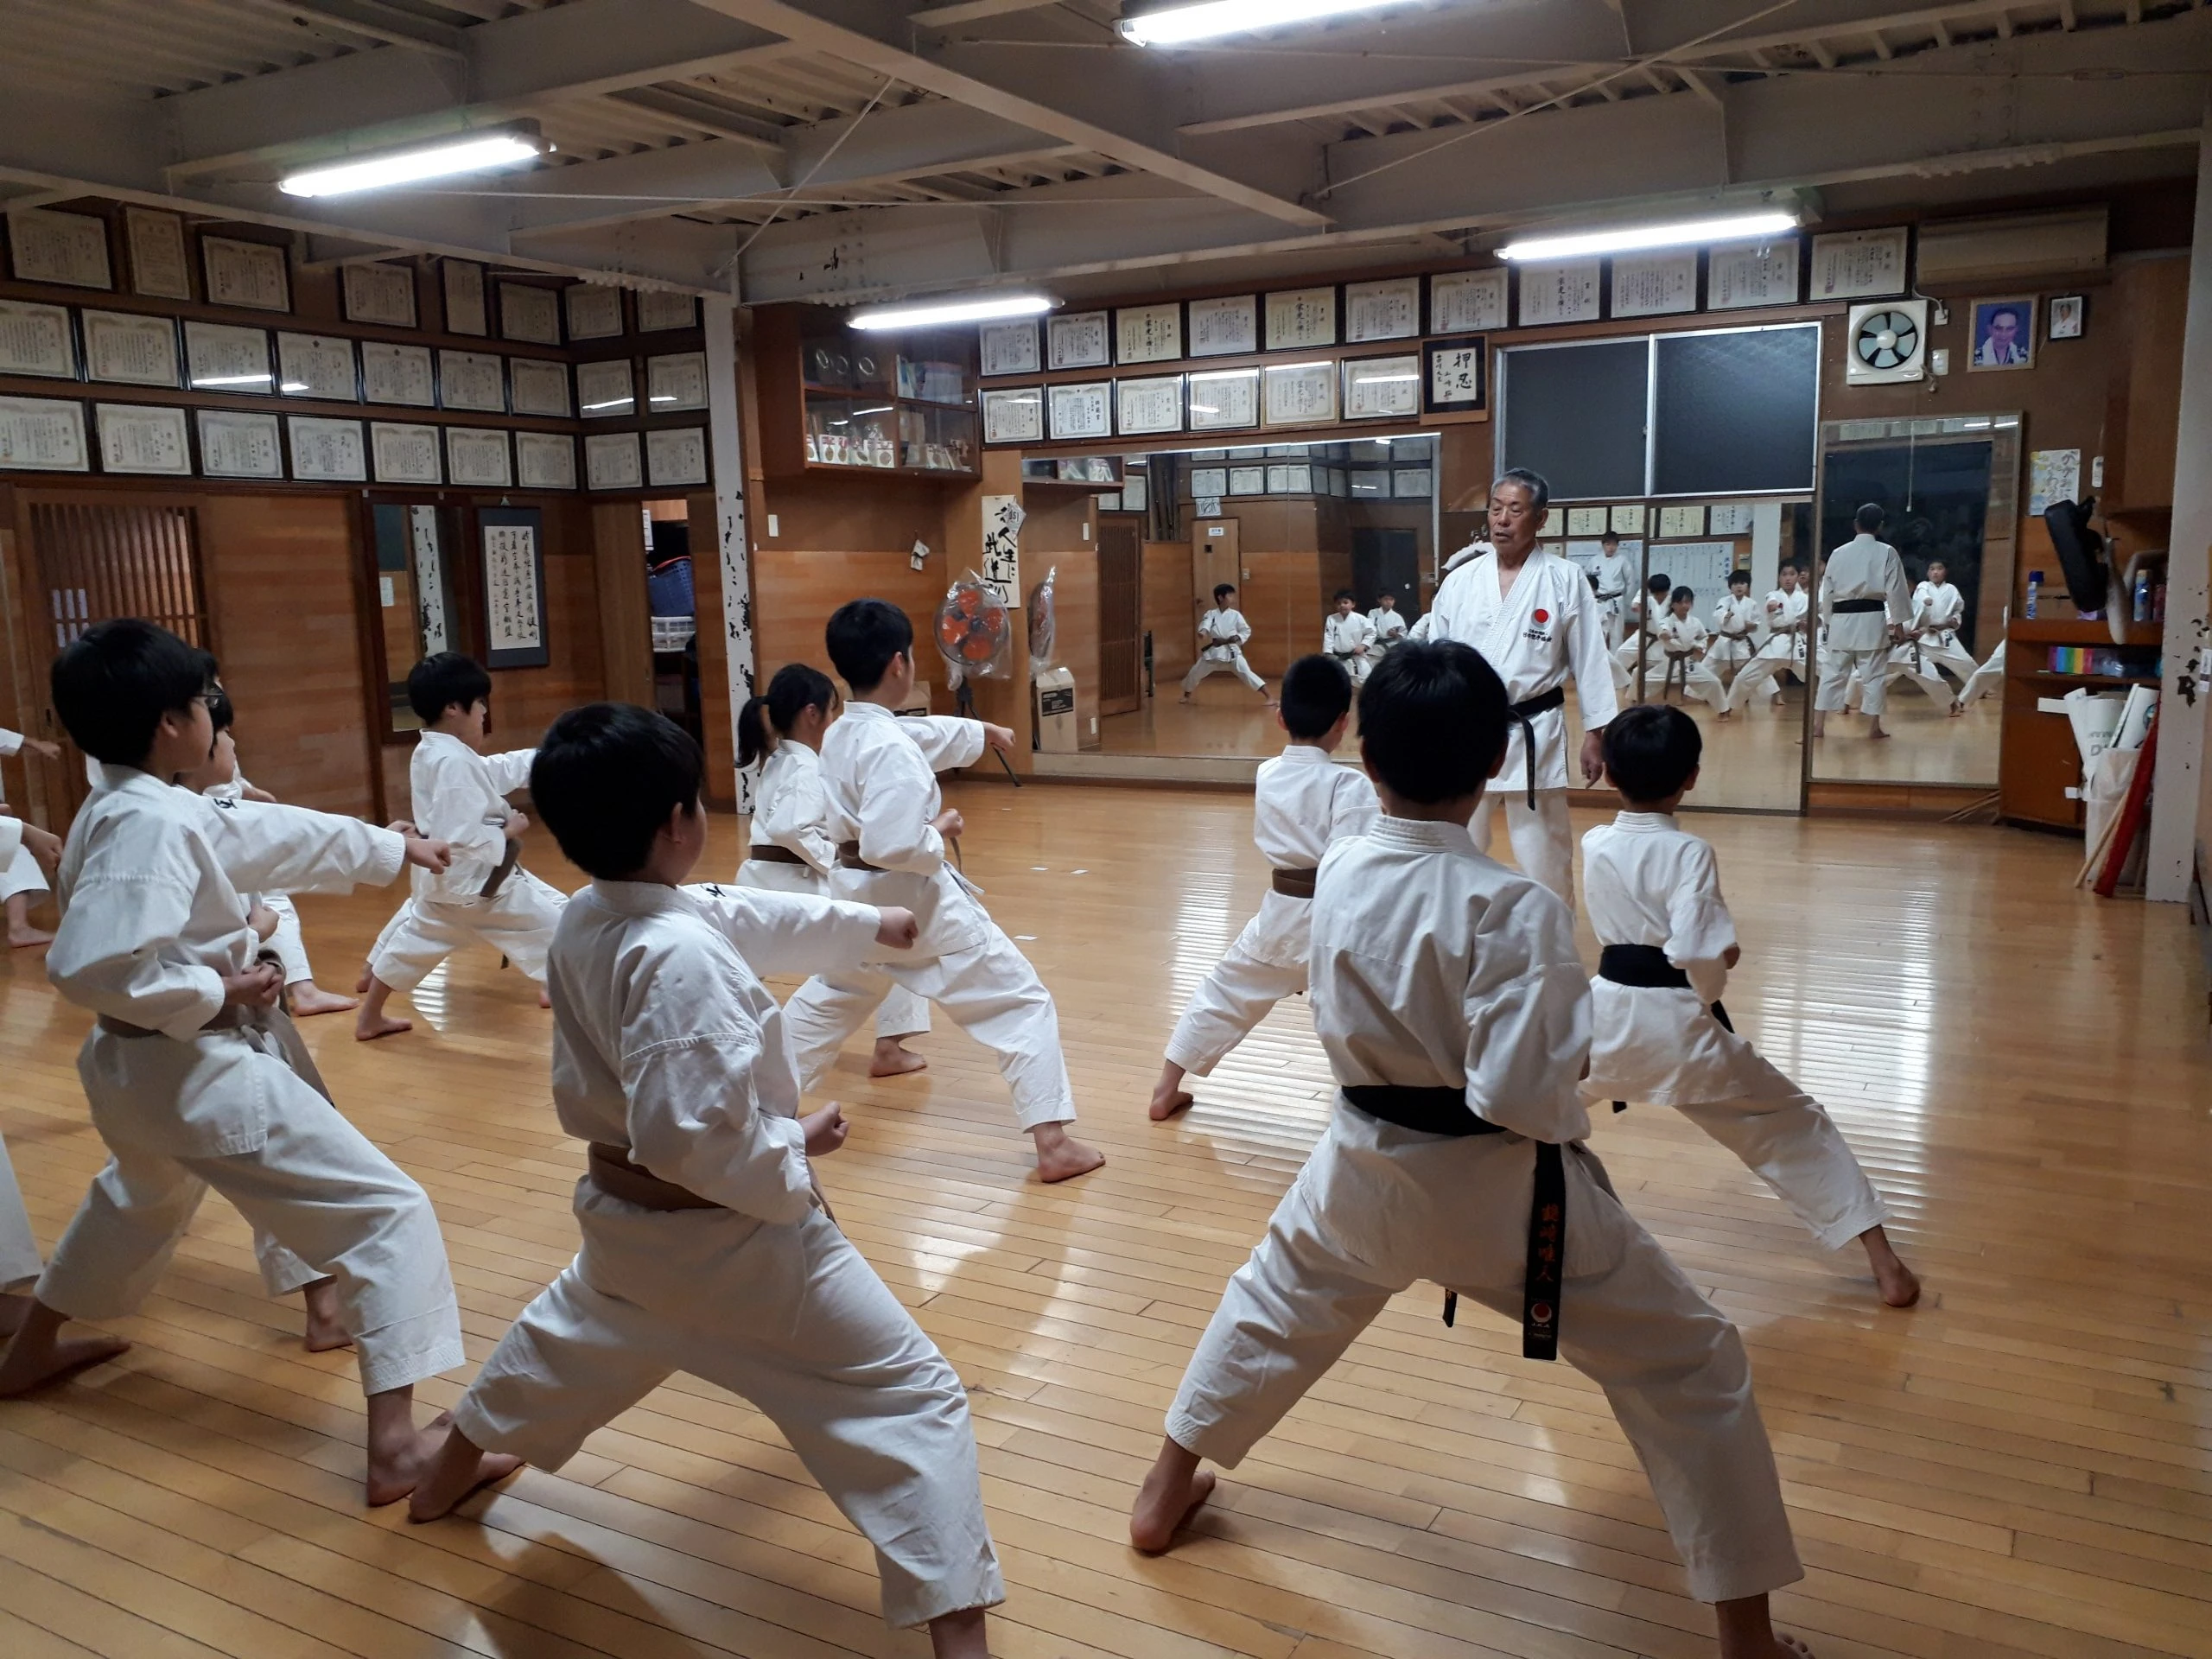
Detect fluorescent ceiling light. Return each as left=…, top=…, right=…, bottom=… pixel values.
left=194, top=373, right=272, bottom=387
left=849, top=294, right=1054, bottom=330
left=1497, top=211, right=1798, bottom=262
left=1118, top=0, right=1402, bottom=48
left=280, top=132, right=540, bottom=198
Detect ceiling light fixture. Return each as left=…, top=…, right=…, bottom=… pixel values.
left=1497, top=211, right=1798, bottom=262
left=849, top=294, right=1055, bottom=331
left=1117, top=0, right=1402, bottom=48
left=279, top=131, right=543, bottom=198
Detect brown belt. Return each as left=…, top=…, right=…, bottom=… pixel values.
left=99, top=1003, right=253, bottom=1039
left=746, top=843, right=808, bottom=867
left=587, top=1143, right=722, bottom=1211
left=1271, top=866, right=1318, bottom=899
left=836, top=839, right=887, bottom=873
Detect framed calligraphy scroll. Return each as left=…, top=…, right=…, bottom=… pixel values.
left=478, top=506, right=549, bottom=669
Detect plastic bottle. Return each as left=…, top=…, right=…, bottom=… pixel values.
left=2025, top=570, right=2043, bottom=619
left=2133, top=574, right=2153, bottom=624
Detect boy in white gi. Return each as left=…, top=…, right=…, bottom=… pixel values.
left=1130, top=642, right=1814, bottom=1658
left=1583, top=703, right=1921, bottom=1308
left=2, top=722, right=63, bottom=947
left=1423, top=468, right=1618, bottom=908
left=1886, top=558, right=1977, bottom=716
left=1322, top=591, right=1376, bottom=685
left=0, top=814, right=62, bottom=1334
left=738, top=661, right=932, bottom=1077
left=1148, top=656, right=1377, bottom=1121
left=1591, top=530, right=1632, bottom=649
left=1656, top=587, right=1729, bottom=708
left=405, top=703, right=1007, bottom=1658
left=1181, top=582, right=1271, bottom=702
left=1711, top=570, right=1763, bottom=678
left=1613, top=570, right=1675, bottom=696
left=1814, top=503, right=1911, bottom=742
left=1721, top=563, right=1809, bottom=716
left=1365, top=591, right=1408, bottom=658
left=784, top=601, right=1104, bottom=1184
left=1953, top=638, right=2006, bottom=712
left=0, top=620, right=468, bottom=1508
left=357, top=652, right=568, bottom=1039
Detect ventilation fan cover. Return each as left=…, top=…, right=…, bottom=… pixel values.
left=1846, top=300, right=1928, bottom=385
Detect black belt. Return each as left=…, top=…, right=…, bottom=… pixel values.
left=1338, top=1086, right=1566, bottom=1362
left=481, top=837, right=522, bottom=899
left=1595, top=944, right=1736, bottom=1113
left=1503, top=684, right=1565, bottom=810
left=1833, top=597, right=1886, bottom=613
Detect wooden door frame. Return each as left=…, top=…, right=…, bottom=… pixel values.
left=1096, top=515, right=1144, bottom=717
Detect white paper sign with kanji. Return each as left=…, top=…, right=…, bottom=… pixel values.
left=982, top=494, right=1026, bottom=609
left=484, top=524, right=543, bottom=653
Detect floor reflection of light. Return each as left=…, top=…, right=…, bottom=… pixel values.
left=398, top=963, right=454, bottom=1032
left=911, top=1234, right=986, bottom=1296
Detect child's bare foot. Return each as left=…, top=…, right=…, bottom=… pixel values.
left=1130, top=1437, right=1216, bottom=1554
left=537, top=987, right=553, bottom=1009
left=1859, top=1225, right=1922, bottom=1307
left=8, top=924, right=55, bottom=949
left=0, top=1302, right=130, bottom=1395
left=1032, top=1122, right=1105, bottom=1183
left=1716, top=1592, right=1814, bottom=1657
left=299, top=1278, right=353, bottom=1352
left=870, top=1036, right=928, bottom=1077
left=365, top=1393, right=480, bottom=1508
left=927, top=1605, right=991, bottom=1659
left=1869, top=721, right=1891, bottom=740
left=288, top=982, right=358, bottom=1017
left=1148, top=1061, right=1194, bottom=1122
left=354, top=978, right=410, bottom=1041
left=406, top=1422, right=524, bottom=1522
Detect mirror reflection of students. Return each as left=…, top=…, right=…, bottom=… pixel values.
left=1709, top=571, right=1760, bottom=679
left=1655, top=588, right=1727, bottom=709
left=1718, top=563, right=1809, bottom=720
left=1322, top=591, right=1376, bottom=685
left=1885, top=558, right=1978, bottom=717
left=1592, top=531, right=1631, bottom=649
left=1365, top=592, right=1408, bottom=658
left=1813, top=504, right=1911, bottom=742
left=1181, top=582, right=1270, bottom=703
left=1612, top=572, right=1674, bottom=697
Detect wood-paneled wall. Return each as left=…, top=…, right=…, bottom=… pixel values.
left=1023, top=494, right=1099, bottom=748
left=1142, top=539, right=1194, bottom=686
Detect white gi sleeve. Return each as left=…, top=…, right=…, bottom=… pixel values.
left=482, top=747, right=537, bottom=796
left=1459, top=884, right=1592, bottom=1141
left=1407, top=612, right=1434, bottom=644
left=683, top=884, right=884, bottom=976
left=202, top=798, right=407, bottom=895
left=1665, top=842, right=1738, bottom=1007
left=754, top=763, right=839, bottom=875
left=1231, top=612, right=1252, bottom=646
left=1330, top=770, right=1381, bottom=841
left=416, top=753, right=511, bottom=889
left=47, top=840, right=224, bottom=1039
left=621, top=1023, right=814, bottom=1223
left=1883, top=551, right=1912, bottom=626
left=1560, top=569, right=1619, bottom=731
left=899, top=716, right=988, bottom=773
left=0, top=728, right=21, bottom=757
left=853, top=740, right=950, bottom=877
left=1819, top=574, right=1836, bottom=629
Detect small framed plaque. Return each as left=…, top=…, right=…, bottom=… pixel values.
left=201, top=236, right=290, bottom=312
left=124, top=208, right=192, bottom=300
left=183, top=321, right=273, bottom=392
left=565, top=283, right=625, bottom=340
left=0, top=396, right=91, bottom=472
left=636, top=290, right=697, bottom=333
left=982, top=386, right=1043, bottom=445
left=7, top=209, right=111, bottom=289
left=1344, top=277, right=1420, bottom=343
left=1262, top=359, right=1337, bottom=427
left=1264, top=288, right=1337, bottom=351
left=371, top=421, right=443, bottom=485
left=0, top=300, right=77, bottom=378
left=1188, top=295, right=1257, bottom=358
left=442, top=258, right=488, bottom=334
left=196, top=409, right=283, bottom=480
left=1047, top=380, right=1111, bottom=441
left=1047, top=311, right=1109, bottom=370
left=515, top=430, right=577, bottom=490
left=438, top=349, right=505, bottom=413
left=980, top=319, right=1040, bottom=377
left=646, top=426, right=709, bottom=487
left=584, top=431, right=643, bottom=491
left=645, top=351, right=708, bottom=412
left=1186, top=366, right=1259, bottom=431
left=360, top=340, right=435, bottom=407
left=1115, top=374, right=1183, bottom=435
left=446, top=426, right=512, bottom=488
left=87, top=310, right=181, bottom=388
left=276, top=332, right=359, bottom=401
left=343, top=262, right=418, bottom=327
left=1115, top=302, right=1182, bottom=365
left=96, top=403, right=192, bottom=475
left=500, top=282, right=562, bottom=345
left=1423, top=334, right=1486, bottom=414
left=1342, top=353, right=1421, bottom=420
left=576, top=359, right=635, bottom=418
left=288, top=416, right=367, bottom=482
left=1428, top=269, right=1507, bottom=333
left=508, top=356, right=570, bottom=417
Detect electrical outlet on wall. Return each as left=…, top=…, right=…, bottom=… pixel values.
left=1930, top=348, right=1951, bottom=376
left=1932, top=302, right=1949, bottom=326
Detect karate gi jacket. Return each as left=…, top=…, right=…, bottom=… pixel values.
left=1820, top=535, right=1911, bottom=652
left=409, top=730, right=532, bottom=905
left=1240, top=746, right=1378, bottom=969
left=817, top=702, right=989, bottom=957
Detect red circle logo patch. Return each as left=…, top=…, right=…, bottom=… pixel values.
left=1532, top=608, right=1550, bottom=624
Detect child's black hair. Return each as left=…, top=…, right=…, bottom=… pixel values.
left=1212, top=582, right=1236, bottom=603
left=1278, top=654, right=1353, bottom=741
left=1604, top=702, right=1702, bottom=803
left=1333, top=588, right=1356, bottom=605
left=1647, top=572, right=1672, bottom=596
left=1357, top=641, right=1508, bottom=804
left=1778, top=560, right=1799, bottom=576
left=194, top=650, right=235, bottom=735
left=530, top=702, right=704, bottom=880
left=407, top=652, right=492, bottom=726
left=738, top=663, right=839, bottom=770
left=1600, top=530, right=1620, bottom=545
left=50, top=618, right=213, bottom=767
left=1670, top=585, right=1694, bottom=607
left=1728, top=569, right=1751, bottom=588
left=825, top=598, right=912, bottom=695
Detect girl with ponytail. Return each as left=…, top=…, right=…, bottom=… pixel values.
left=739, top=663, right=932, bottom=1077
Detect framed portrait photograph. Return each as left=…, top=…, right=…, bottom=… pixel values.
left=1969, top=296, right=2036, bottom=372
left=2048, top=295, right=2086, bottom=340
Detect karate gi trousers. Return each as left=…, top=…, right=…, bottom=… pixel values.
left=1472, top=789, right=1576, bottom=912
left=2, top=841, right=49, bottom=906
left=1164, top=894, right=1311, bottom=1077
left=1888, top=637, right=1980, bottom=709
left=739, top=855, right=932, bottom=1042
left=1955, top=643, right=2005, bottom=710
left=1719, top=652, right=1794, bottom=713
left=454, top=1187, right=1005, bottom=1630
left=1, top=1135, right=41, bottom=1289
left=368, top=868, right=565, bottom=990
left=1166, top=1107, right=1803, bottom=1605
left=38, top=1030, right=464, bottom=1395
left=1182, top=649, right=1267, bottom=696
left=1656, top=654, right=1728, bottom=708
left=1815, top=645, right=1891, bottom=717
left=263, top=893, right=314, bottom=988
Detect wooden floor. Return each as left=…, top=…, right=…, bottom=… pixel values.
left=3, top=785, right=2209, bottom=1659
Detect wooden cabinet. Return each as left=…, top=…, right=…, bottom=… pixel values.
left=2100, top=256, right=2188, bottom=514
left=753, top=304, right=979, bottom=480
left=1999, top=616, right=2164, bottom=829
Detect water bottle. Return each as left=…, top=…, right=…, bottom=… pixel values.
left=2025, top=570, right=2043, bottom=619
left=2133, top=574, right=2152, bottom=623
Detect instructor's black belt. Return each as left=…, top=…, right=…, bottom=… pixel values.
left=1338, top=1085, right=1566, bottom=1363
left=1594, top=944, right=1736, bottom=1115
left=1503, top=684, right=1566, bottom=810
left=1832, top=597, right=1887, bottom=614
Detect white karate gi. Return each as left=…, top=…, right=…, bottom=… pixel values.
left=1580, top=813, right=1889, bottom=1249
left=1404, top=543, right=1496, bottom=646
left=1709, top=593, right=1762, bottom=671
left=1365, top=606, right=1408, bottom=658
left=1720, top=588, right=1808, bottom=713
left=1421, top=547, right=1619, bottom=908
left=1182, top=608, right=1267, bottom=695
left=1611, top=591, right=1669, bottom=696
left=0, top=727, right=50, bottom=906
left=1165, top=816, right=1802, bottom=1605
left=1653, top=614, right=1728, bottom=707
left=368, top=730, right=566, bottom=990
left=782, top=703, right=1077, bottom=1130
left=1886, top=581, right=1979, bottom=707
left=741, top=741, right=931, bottom=1040
left=1591, top=550, right=1632, bottom=649
left=449, top=879, right=1004, bottom=1630
left=1955, top=639, right=2006, bottom=709
left=1816, top=534, right=1911, bottom=717
left=1163, top=746, right=1377, bottom=1077
left=37, top=768, right=463, bottom=1395
left=207, top=768, right=317, bottom=986
left=1321, top=611, right=1376, bottom=684
left=0, top=820, right=41, bottom=1288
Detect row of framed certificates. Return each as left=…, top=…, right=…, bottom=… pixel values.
left=0, top=299, right=709, bottom=419
left=0, top=396, right=710, bottom=492
left=981, top=342, right=1483, bottom=445
left=1190, top=462, right=1432, bottom=501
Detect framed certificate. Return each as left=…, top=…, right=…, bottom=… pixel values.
left=1611, top=504, right=1648, bottom=536
left=1188, top=295, right=1257, bottom=358
left=1344, top=277, right=1420, bottom=343
left=980, top=319, right=1040, bottom=377
left=1262, top=359, right=1336, bottom=427
left=7, top=209, right=111, bottom=289
left=982, top=386, right=1043, bottom=445
left=124, top=208, right=192, bottom=300
left=1227, top=466, right=1266, bottom=496
left=637, top=289, right=697, bottom=333
left=1115, top=374, right=1183, bottom=435
left=0, top=397, right=91, bottom=471
left=1186, top=366, right=1259, bottom=430
left=645, top=351, right=708, bottom=411
left=1047, top=380, right=1110, bottom=441
left=0, top=301, right=76, bottom=378
left=576, top=359, right=635, bottom=417
left=1341, top=353, right=1420, bottom=420
left=1518, top=260, right=1602, bottom=325
left=1657, top=503, right=1707, bottom=538
left=1708, top=503, right=1757, bottom=535
left=565, top=283, right=625, bottom=340
left=343, top=262, right=417, bottom=327
left=97, top=403, right=192, bottom=475
left=1264, top=288, right=1336, bottom=351
left=1429, top=269, right=1507, bottom=333
left=500, top=282, right=562, bottom=345
left=288, top=416, right=367, bottom=482
left=84, top=310, right=179, bottom=387
left=276, top=332, right=358, bottom=400
left=1116, top=303, right=1182, bottom=365
left=446, top=426, right=512, bottom=488
left=196, top=409, right=283, bottom=479
left=360, top=341, right=435, bottom=406
left=1708, top=238, right=1801, bottom=310
left=508, top=356, right=570, bottom=416
left=1393, top=467, right=1433, bottom=499
left=1189, top=467, right=1227, bottom=497
left=438, top=349, right=505, bottom=413
left=515, top=430, right=577, bottom=490
left=371, top=421, right=442, bottom=484
left=1047, top=311, right=1109, bottom=370
left=1809, top=227, right=1908, bottom=300
left=1566, top=506, right=1610, bottom=536
left=183, top=321, right=272, bottom=392
left=442, top=258, right=488, bottom=334
left=1611, top=250, right=1698, bottom=319
left=584, top=431, right=642, bottom=491
left=646, top=426, right=709, bottom=487
left=1423, top=334, right=1486, bottom=414
left=201, top=236, right=289, bottom=312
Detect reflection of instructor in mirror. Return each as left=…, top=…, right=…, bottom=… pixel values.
left=1417, top=467, right=1617, bottom=910
left=1813, top=503, right=1912, bottom=742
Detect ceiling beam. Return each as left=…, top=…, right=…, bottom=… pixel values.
left=235, top=0, right=466, bottom=60
left=907, top=0, right=1067, bottom=21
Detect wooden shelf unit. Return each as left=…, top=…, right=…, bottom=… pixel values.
left=1999, top=617, right=2163, bottom=830
left=753, top=304, right=980, bottom=481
